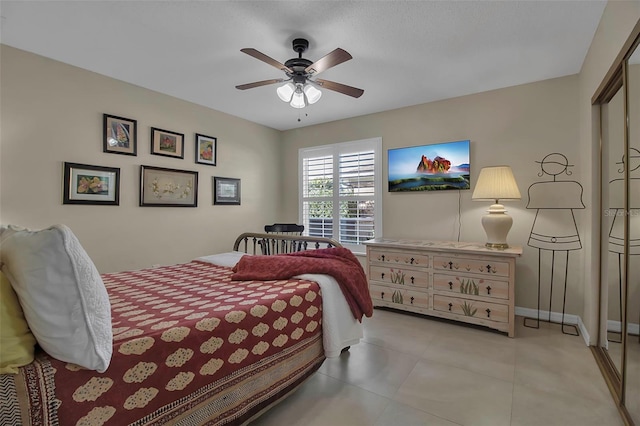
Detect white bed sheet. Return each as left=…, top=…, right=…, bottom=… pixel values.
left=196, top=252, right=363, bottom=358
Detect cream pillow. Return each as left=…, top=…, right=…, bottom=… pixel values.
left=0, top=224, right=112, bottom=372
left=0, top=270, right=37, bottom=374
left=195, top=251, right=248, bottom=267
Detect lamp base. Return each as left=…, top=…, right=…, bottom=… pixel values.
left=481, top=204, right=513, bottom=249
left=485, top=242, right=510, bottom=249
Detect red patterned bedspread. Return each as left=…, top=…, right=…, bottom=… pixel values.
left=3, top=260, right=325, bottom=425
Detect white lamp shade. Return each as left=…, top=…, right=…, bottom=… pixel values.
left=472, top=165, right=520, bottom=248
left=472, top=166, right=521, bottom=202
left=304, top=84, right=322, bottom=104
left=276, top=82, right=295, bottom=102
left=290, top=90, right=305, bottom=108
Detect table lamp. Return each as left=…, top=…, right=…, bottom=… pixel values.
left=471, top=166, right=521, bottom=249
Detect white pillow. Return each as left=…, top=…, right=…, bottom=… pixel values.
left=0, top=224, right=112, bottom=372
left=0, top=224, right=29, bottom=247
left=196, top=251, right=248, bottom=268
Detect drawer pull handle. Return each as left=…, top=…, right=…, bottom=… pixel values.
left=486, top=264, right=496, bottom=273
left=448, top=303, right=453, bottom=311
left=448, top=261, right=453, bottom=270
left=381, top=273, right=385, bottom=279
left=410, top=296, right=415, bottom=304
left=448, top=281, right=453, bottom=290
left=410, top=276, right=415, bottom=284
left=486, top=308, right=491, bottom=318
left=381, top=292, right=385, bottom=299
left=381, top=255, right=385, bottom=261
left=486, top=285, right=492, bottom=295
left=410, top=257, right=415, bottom=264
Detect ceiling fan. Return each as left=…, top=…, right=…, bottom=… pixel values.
left=235, top=38, right=364, bottom=108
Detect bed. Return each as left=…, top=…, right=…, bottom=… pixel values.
left=0, top=226, right=372, bottom=426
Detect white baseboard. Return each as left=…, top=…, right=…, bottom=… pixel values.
left=606, top=319, right=640, bottom=335
left=515, top=306, right=590, bottom=346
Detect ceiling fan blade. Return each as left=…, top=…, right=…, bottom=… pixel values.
left=240, top=48, right=293, bottom=73
left=235, top=78, right=284, bottom=90
left=305, top=48, right=352, bottom=75
left=315, top=79, right=364, bottom=98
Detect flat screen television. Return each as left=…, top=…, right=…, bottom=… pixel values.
left=388, top=140, right=470, bottom=192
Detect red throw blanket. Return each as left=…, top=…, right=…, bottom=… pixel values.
left=232, top=247, right=373, bottom=321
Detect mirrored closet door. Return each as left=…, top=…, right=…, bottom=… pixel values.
left=601, top=74, right=625, bottom=377
left=625, top=42, right=639, bottom=426
left=595, top=23, right=640, bottom=426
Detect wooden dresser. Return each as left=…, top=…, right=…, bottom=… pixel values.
left=364, top=238, right=522, bottom=337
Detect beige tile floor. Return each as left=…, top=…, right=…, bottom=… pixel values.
left=250, top=309, right=624, bottom=426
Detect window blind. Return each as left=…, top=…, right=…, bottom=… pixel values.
left=299, top=138, right=382, bottom=251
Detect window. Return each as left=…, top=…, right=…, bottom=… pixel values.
left=299, top=137, right=382, bottom=253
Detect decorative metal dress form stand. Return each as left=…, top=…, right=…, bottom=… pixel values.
left=525, top=153, right=584, bottom=336
left=607, top=148, right=640, bottom=344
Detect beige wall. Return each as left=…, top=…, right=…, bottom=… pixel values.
left=281, top=75, right=583, bottom=319
left=0, top=45, right=282, bottom=273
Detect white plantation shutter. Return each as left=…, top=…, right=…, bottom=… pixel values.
left=338, top=150, right=376, bottom=245
left=299, top=138, right=382, bottom=252
left=302, top=154, right=334, bottom=238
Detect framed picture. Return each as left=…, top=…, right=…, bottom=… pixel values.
left=213, top=176, right=241, bottom=205
left=151, top=127, right=184, bottom=159
left=140, top=165, right=198, bottom=207
left=195, top=133, right=217, bottom=166
left=103, top=114, right=137, bottom=156
left=63, top=162, right=120, bottom=205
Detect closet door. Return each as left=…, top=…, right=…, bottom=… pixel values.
left=601, top=82, right=625, bottom=380
left=594, top=25, right=640, bottom=426
left=625, top=45, right=640, bottom=425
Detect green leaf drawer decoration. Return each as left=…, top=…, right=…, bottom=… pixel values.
left=458, top=278, right=479, bottom=295
left=460, top=301, right=478, bottom=317
left=389, top=268, right=405, bottom=284
left=391, top=289, right=404, bottom=304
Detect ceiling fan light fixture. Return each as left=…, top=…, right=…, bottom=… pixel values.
left=290, top=89, right=306, bottom=108
left=238, top=38, right=363, bottom=109
left=304, top=84, right=322, bottom=104
left=276, top=82, right=295, bottom=102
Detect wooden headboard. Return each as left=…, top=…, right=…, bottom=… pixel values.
left=233, top=232, right=342, bottom=255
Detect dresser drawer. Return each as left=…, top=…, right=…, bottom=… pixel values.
left=433, top=274, right=509, bottom=300
left=433, top=255, right=510, bottom=278
left=370, top=284, right=429, bottom=309
left=369, top=265, right=429, bottom=288
left=369, top=248, right=429, bottom=267
left=433, top=295, right=508, bottom=323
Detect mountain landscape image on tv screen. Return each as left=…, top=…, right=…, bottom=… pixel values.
left=388, top=140, right=470, bottom=192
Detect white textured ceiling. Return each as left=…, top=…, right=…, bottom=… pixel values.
left=0, top=0, right=606, bottom=131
